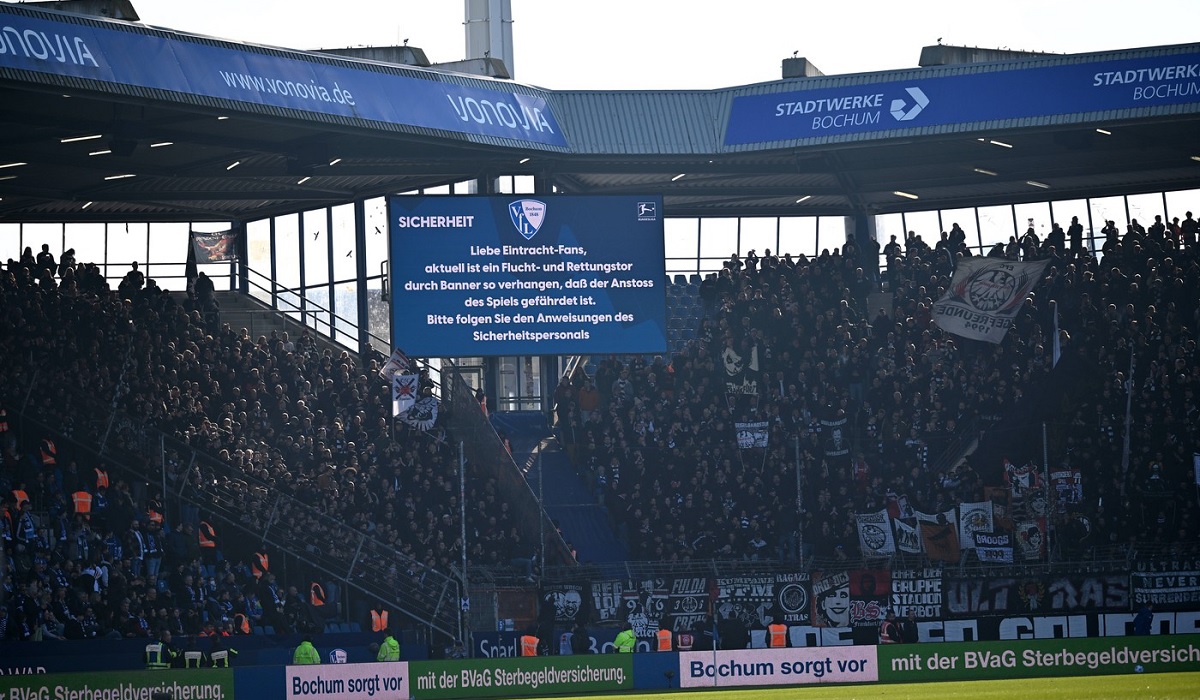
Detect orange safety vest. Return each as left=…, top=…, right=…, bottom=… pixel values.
left=94, top=468, right=109, bottom=490
left=520, top=634, right=539, bottom=657
left=370, top=609, right=389, bottom=633
left=879, top=620, right=898, bottom=644
left=768, top=624, right=787, bottom=648
left=656, top=629, right=672, bottom=652
left=0, top=408, right=8, bottom=433
left=198, top=521, right=216, bottom=548
left=40, top=438, right=57, bottom=465
left=12, top=489, right=29, bottom=509
left=310, top=582, right=326, bottom=607
left=251, top=552, right=269, bottom=580
left=72, top=490, right=93, bottom=514
left=233, top=613, right=250, bottom=635
left=147, top=508, right=164, bottom=525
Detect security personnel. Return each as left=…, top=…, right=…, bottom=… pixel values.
left=72, top=490, right=93, bottom=517
left=94, top=467, right=109, bottom=491
left=519, top=625, right=540, bottom=657
left=198, top=520, right=217, bottom=550
left=209, top=635, right=238, bottom=667
left=40, top=437, right=57, bottom=466
left=614, top=622, right=636, bottom=653
left=879, top=611, right=900, bottom=644
left=370, top=608, right=389, bottom=632
left=656, top=627, right=672, bottom=652
left=145, top=631, right=180, bottom=670
left=676, top=630, right=694, bottom=652
left=768, top=621, right=788, bottom=648
left=310, top=581, right=327, bottom=608
left=251, top=550, right=269, bottom=581
left=293, top=636, right=321, bottom=664
left=376, top=627, right=401, bottom=661
left=11, top=484, right=29, bottom=510
left=0, top=407, right=9, bottom=435
left=233, top=613, right=250, bottom=635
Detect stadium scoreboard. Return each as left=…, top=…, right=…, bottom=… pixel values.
left=389, top=195, right=667, bottom=357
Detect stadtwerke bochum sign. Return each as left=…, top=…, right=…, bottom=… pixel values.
left=725, top=51, right=1200, bottom=145
left=0, top=5, right=564, bottom=148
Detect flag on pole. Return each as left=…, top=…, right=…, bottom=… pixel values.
left=392, top=373, right=419, bottom=416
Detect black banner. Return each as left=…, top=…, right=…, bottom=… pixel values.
left=1132, top=559, right=1200, bottom=610
left=774, top=573, right=811, bottom=625
left=539, top=582, right=590, bottom=626
left=890, top=568, right=942, bottom=619
left=715, top=575, right=775, bottom=629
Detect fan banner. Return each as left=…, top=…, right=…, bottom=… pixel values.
left=379, top=349, right=412, bottom=380
left=932, top=258, right=1048, bottom=343
left=190, top=229, right=238, bottom=262
left=855, top=509, right=896, bottom=557
left=957, top=501, right=994, bottom=550
left=392, top=373, right=419, bottom=416
left=734, top=421, right=769, bottom=449
left=399, top=395, right=438, bottom=431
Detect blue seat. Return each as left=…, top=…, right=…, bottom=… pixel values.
left=348, top=622, right=361, bottom=633
left=674, top=274, right=688, bottom=285
left=263, top=625, right=276, bottom=635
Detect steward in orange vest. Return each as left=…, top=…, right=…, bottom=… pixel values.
left=40, top=437, right=57, bottom=465
left=251, top=551, right=269, bottom=580
left=768, top=623, right=787, bottom=648
left=310, top=582, right=326, bottom=607
left=94, top=467, right=109, bottom=491
left=72, top=490, right=93, bottom=516
left=656, top=628, right=672, bottom=652
left=198, top=521, right=217, bottom=549
left=370, top=609, right=389, bottom=632
left=520, top=630, right=539, bottom=657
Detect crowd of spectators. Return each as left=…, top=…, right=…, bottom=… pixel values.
left=557, top=215, right=1200, bottom=563
left=0, top=246, right=526, bottom=642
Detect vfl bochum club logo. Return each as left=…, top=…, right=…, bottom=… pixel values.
left=890, top=87, right=929, bottom=121
left=508, top=199, right=547, bottom=239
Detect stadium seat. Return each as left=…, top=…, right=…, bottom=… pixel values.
left=674, top=274, right=688, bottom=285
left=263, top=625, right=276, bottom=635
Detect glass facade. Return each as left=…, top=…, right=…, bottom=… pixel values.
left=8, top=186, right=1199, bottom=360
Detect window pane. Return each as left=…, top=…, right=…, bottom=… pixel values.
left=977, top=205, right=1013, bottom=252
left=514, top=175, right=535, bottom=194
left=105, top=222, right=146, bottom=285
left=333, top=279, right=359, bottom=349
left=1088, top=196, right=1125, bottom=250
left=365, top=197, right=388, bottom=286
left=304, top=283, right=332, bottom=336
left=62, top=223, right=105, bottom=270
left=817, top=216, right=849, bottom=254
left=0, top=224, right=19, bottom=262
left=365, top=277, right=390, bottom=353
left=303, top=209, right=329, bottom=287
left=940, top=208, right=979, bottom=252
left=424, top=184, right=450, bottom=195
left=22, top=223, right=63, bottom=260
left=738, top=217, right=776, bottom=257
left=664, top=217, right=698, bottom=259
left=1014, top=201, right=1052, bottom=239
left=1048, top=199, right=1089, bottom=253
left=275, top=213, right=300, bottom=290
left=779, top=216, right=817, bottom=258
left=902, top=210, right=941, bottom=246
left=246, top=218, right=271, bottom=304
left=1165, top=189, right=1200, bottom=249
left=1126, top=193, right=1166, bottom=233
left=147, top=222, right=189, bottom=289
left=331, top=204, right=356, bottom=283
left=699, top=218, right=737, bottom=262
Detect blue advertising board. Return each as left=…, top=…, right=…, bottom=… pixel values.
left=389, top=196, right=666, bottom=357
left=726, top=50, right=1200, bottom=145
left=0, top=5, right=564, bottom=147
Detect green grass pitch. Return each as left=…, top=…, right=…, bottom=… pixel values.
left=529, top=671, right=1200, bottom=700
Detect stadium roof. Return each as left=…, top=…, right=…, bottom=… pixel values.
left=2, top=1, right=1200, bottom=223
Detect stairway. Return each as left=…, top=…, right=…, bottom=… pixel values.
left=490, top=411, right=628, bottom=563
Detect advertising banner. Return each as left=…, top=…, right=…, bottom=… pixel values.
left=0, top=5, right=565, bottom=147
left=878, top=634, right=1200, bottom=683
left=389, top=196, right=666, bottom=357
left=679, top=646, right=879, bottom=688
left=0, top=670, right=234, bottom=700
left=407, top=656, right=631, bottom=699
left=287, top=662, right=408, bottom=700
left=726, top=50, right=1200, bottom=145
